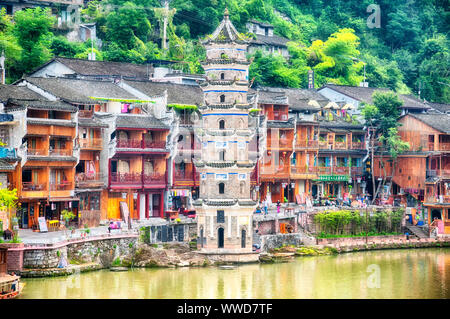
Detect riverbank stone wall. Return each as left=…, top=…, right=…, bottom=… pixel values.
left=22, top=237, right=138, bottom=269
left=260, top=234, right=304, bottom=252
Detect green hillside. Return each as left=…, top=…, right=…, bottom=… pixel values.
left=0, top=0, right=448, bottom=103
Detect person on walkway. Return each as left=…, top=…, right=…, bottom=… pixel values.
left=263, top=199, right=268, bottom=215
left=276, top=200, right=281, bottom=214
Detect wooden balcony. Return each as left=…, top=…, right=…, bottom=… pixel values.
left=272, top=111, right=288, bottom=121
left=143, top=173, right=166, bottom=188
left=78, top=110, right=94, bottom=118
left=351, top=141, right=365, bottom=150
left=174, top=170, right=195, bottom=183
left=317, top=166, right=332, bottom=174
left=110, top=172, right=142, bottom=186
left=318, top=141, right=329, bottom=149
left=334, top=141, right=347, bottom=150
left=333, top=166, right=350, bottom=175
left=290, top=166, right=317, bottom=179
left=267, top=139, right=293, bottom=150
left=27, top=149, right=47, bottom=156
left=260, top=165, right=289, bottom=179
left=439, top=142, right=450, bottom=152
left=75, top=173, right=105, bottom=188
left=424, top=195, right=450, bottom=204
left=143, top=141, right=166, bottom=149
left=22, top=182, right=46, bottom=192
left=427, top=169, right=450, bottom=179
left=295, top=140, right=319, bottom=150
left=49, top=182, right=73, bottom=191
left=110, top=172, right=167, bottom=188
left=79, top=138, right=103, bottom=150
left=49, top=149, right=73, bottom=157
left=116, top=139, right=166, bottom=150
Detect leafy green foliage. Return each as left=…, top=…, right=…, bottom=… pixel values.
left=313, top=209, right=404, bottom=237
left=0, top=1, right=447, bottom=103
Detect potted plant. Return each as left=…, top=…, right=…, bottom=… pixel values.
left=61, top=209, right=75, bottom=228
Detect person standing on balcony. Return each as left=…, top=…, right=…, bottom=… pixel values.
left=276, top=200, right=281, bottom=214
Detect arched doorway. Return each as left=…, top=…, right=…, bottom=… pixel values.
left=218, top=227, right=224, bottom=248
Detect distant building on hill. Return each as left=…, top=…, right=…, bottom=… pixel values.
left=246, top=20, right=290, bottom=58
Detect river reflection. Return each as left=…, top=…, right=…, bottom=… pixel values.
left=20, top=248, right=450, bottom=299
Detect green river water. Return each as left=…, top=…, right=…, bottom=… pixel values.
left=19, top=248, right=450, bottom=299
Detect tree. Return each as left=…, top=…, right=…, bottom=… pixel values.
left=361, top=91, right=409, bottom=202
left=0, top=8, right=22, bottom=83
left=12, top=7, right=55, bottom=78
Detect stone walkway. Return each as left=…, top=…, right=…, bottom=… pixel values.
left=18, top=217, right=170, bottom=245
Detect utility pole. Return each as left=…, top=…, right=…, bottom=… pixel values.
left=0, top=51, right=5, bottom=84
left=162, top=0, right=169, bottom=51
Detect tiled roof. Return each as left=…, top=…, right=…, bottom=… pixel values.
left=204, top=9, right=247, bottom=44
left=115, top=114, right=169, bottom=129
left=407, top=113, right=450, bottom=134
left=427, top=102, right=450, bottom=113
left=25, top=77, right=139, bottom=104
left=0, top=159, right=16, bottom=171
left=7, top=99, right=77, bottom=112
left=34, top=57, right=152, bottom=80
left=259, top=87, right=329, bottom=110
left=257, top=88, right=288, bottom=105
left=321, top=84, right=430, bottom=110
left=123, top=80, right=204, bottom=105
left=251, top=34, right=290, bottom=47
left=78, top=118, right=109, bottom=128
left=0, top=84, right=44, bottom=102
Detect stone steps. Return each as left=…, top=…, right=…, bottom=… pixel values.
left=405, top=224, right=429, bottom=239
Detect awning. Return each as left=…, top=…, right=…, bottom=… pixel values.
left=171, top=189, right=190, bottom=196
left=48, top=197, right=80, bottom=202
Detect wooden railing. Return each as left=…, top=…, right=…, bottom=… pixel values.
left=427, top=169, right=450, bottom=179
left=49, top=149, right=73, bottom=156
left=22, top=182, right=46, bottom=191
left=110, top=172, right=142, bottom=184
left=79, top=138, right=102, bottom=149
left=439, top=142, right=450, bottom=151
left=424, top=195, right=450, bottom=204
left=78, top=110, right=94, bottom=118
left=318, top=141, right=328, bottom=149
left=143, top=173, right=165, bottom=185
left=295, top=140, right=319, bottom=149
left=291, top=166, right=317, bottom=174
left=49, top=182, right=73, bottom=191
left=75, top=173, right=104, bottom=187
left=143, top=140, right=166, bottom=149
left=334, top=141, right=347, bottom=150
left=272, top=111, right=288, bottom=121
left=174, top=170, right=195, bottom=182
left=110, top=172, right=166, bottom=185
left=351, top=141, right=364, bottom=149
left=117, top=139, right=166, bottom=149
left=27, top=149, right=47, bottom=156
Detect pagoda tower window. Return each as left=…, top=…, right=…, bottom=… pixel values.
left=219, top=182, right=225, bottom=194
left=220, top=95, right=225, bottom=103
left=219, top=150, right=225, bottom=161
left=220, top=73, right=225, bottom=80
left=219, top=119, right=225, bottom=129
